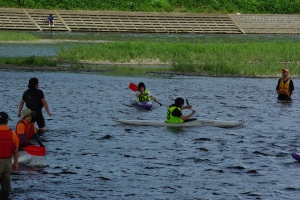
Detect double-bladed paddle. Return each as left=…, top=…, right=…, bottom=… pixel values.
left=128, top=82, right=163, bottom=106
left=23, top=145, right=46, bottom=156
left=186, top=99, right=190, bottom=106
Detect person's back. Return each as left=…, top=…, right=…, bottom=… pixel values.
left=23, top=88, right=43, bottom=110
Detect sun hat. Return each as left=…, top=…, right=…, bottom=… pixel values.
left=21, top=108, right=36, bottom=120
left=0, top=112, right=11, bottom=124
left=282, top=68, right=289, bottom=73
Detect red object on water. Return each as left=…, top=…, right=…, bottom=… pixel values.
left=23, top=146, right=46, bottom=156
left=129, top=82, right=138, bottom=91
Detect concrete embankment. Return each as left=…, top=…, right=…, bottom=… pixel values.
left=1, top=8, right=300, bottom=34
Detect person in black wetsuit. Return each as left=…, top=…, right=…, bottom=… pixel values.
left=17, top=78, right=52, bottom=133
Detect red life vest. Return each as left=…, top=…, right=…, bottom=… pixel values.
left=0, top=129, right=14, bottom=158
left=16, top=121, right=34, bottom=146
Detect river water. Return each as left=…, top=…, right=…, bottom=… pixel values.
left=0, top=69, right=299, bottom=199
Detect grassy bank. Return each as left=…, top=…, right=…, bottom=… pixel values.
left=0, top=56, right=57, bottom=67
left=56, top=40, right=300, bottom=77
left=0, top=31, right=38, bottom=41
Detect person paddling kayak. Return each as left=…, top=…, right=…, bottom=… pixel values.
left=166, top=97, right=195, bottom=123
left=135, top=82, right=158, bottom=102
left=134, top=82, right=158, bottom=109
left=276, top=68, right=294, bottom=100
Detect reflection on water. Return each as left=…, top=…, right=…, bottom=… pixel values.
left=1, top=70, right=300, bottom=199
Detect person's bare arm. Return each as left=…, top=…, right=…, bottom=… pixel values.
left=18, top=100, right=25, bottom=117
left=41, top=98, right=52, bottom=116
left=180, top=110, right=196, bottom=121
left=12, top=148, right=18, bottom=171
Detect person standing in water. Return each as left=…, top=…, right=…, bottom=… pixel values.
left=0, top=111, right=19, bottom=197
left=276, top=68, right=294, bottom=100
left=18, top=78, right=52, bottom=133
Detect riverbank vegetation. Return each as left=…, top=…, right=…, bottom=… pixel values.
left=1, top=0, right=299, bottom=14
left=0, top=31, right=38, bottom=41
left=56, top=40, right=300, bottom=77
left=0, top=56, right=57, bottom=67
left=1, top=31, right=299, bottom=77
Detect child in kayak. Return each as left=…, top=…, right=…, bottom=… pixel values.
left=166, top=97, right=195, bottom=123
left=135, top=82, right=158, bottom=102
left=134, top=82, right=159, bottom=109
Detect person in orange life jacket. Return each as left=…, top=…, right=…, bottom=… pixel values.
left=18, top=77, right=52, bottom=133
left=16, top=109, right=45, bottom=149
left=276, top=68, right=294, bottom=100
left=166, top=97, right=196, bottom=123
left=135, top=82, right=158, bottom=102
left=0, top=112, right=19, bottom=196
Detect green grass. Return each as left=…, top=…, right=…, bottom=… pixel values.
left=1, top=0, right=300, bottom=14
left=56, top=40, right=300, bottom=77
left=0, top=56, right=57, bottom=67
left=0, top=31, right=38, bottom=41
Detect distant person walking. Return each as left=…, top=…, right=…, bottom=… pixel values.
left=18, top=78, right=52, bottom=133
left=276, top=68, right=294, bottom=100
left=48, top=14, right=54, bottom=27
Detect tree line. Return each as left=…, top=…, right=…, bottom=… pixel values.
left=1, top=0, right=299, bottom=14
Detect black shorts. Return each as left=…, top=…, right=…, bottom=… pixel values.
left=31, top=109, right=45, bottom=128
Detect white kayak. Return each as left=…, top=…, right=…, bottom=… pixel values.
left=12, top=151, right=32, bottom=164
left=112, top=118, right=244, bottom=128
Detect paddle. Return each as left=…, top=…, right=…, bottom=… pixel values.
left=129, top=82, right=138, bottom=91
left=128, top=82, right=163, bottom=106
left=23, top=145, right=46, bottom=156
left=186, top=99, right=190, bottom=107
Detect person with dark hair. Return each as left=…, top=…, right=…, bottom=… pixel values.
left=166, top=97, right=195, bottom=123
left=276, top=68, right=294, bottom=100
left=135, top=82, right=158, bottom=102
left=0, top=111, right=19, bottom=196
left=47, top=14, right=54, bottom=27
left=17, top=78, right=52, bottom=133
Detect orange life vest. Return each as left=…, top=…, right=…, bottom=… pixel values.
left=16, top=121, right=34, bottom=146
left=278, top=78, right=291, bottom=97
left=0, top=130, right=15, bottom=158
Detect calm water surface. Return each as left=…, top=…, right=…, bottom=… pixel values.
left=0, top=70, right=300, bottom=199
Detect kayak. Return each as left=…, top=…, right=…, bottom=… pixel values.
left=132, top=101, right=153, bottom=110
left=112, top=118, right=244, bottom=128
left=292, top=153, right=300, bottom=161
left=12, top=151, right=32, bottom=164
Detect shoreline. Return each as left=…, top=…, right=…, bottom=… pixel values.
left=0, top=40, right=297, bottom=78
left=0, top=64, right=291, bottom=78
left=0, top=39, right=112, bottom=44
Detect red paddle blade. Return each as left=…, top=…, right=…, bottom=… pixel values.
left=129, top=82, right=138, bottom=91
left=23, top=146, right=46, bottom=156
